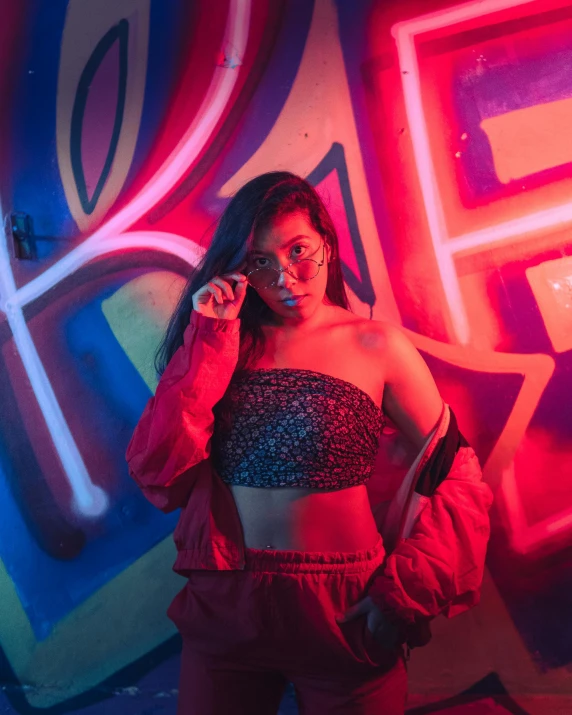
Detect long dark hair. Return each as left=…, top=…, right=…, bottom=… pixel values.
left=155, top=172, right=350, bottom=375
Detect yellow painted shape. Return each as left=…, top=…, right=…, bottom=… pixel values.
left=57, top=0, right=150, bottom=233
left=101, top=270, right=185, bottom=392
left=220, top=0, right=399, bottom=323
left=0, top=537, right=182, bottom=708
left=481, top=98, right=572, bottom=184
left=526, top=256, right=572, bottom=354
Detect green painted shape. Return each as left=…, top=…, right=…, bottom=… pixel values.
left=101, top=270, right=185, bottom=392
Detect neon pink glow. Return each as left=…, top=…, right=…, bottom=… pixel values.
left=391, top=0, right=543, bottom=344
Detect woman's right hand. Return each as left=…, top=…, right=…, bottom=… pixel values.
left=191, top=273, right=248, bottom=320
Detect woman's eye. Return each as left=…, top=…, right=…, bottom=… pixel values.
left=254, top=257, right=269, bottom=268
left=291, top=245, right=307, bottom=258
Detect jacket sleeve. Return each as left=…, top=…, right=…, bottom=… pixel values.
left=368, top=446, right=493, bottom=624
left=126, top=311, right=240, bottom=512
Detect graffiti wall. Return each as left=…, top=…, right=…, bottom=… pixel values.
left=1, top=0, right=571, bottom=713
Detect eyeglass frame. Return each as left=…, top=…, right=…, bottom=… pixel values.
left=245, top=240, right=326, bottom=290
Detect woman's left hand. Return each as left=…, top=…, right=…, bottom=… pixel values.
left=337, top=596, right=399, bottom=648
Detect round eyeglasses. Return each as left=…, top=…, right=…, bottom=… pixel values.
left=245, top=243, right=326, bottom=291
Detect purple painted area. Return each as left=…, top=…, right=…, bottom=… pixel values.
left=456, top=47, right=572, bottom=122
left=203, top=0, right=313, bottom=217
left=316, top=170, right=360, bottom=276
left=450, top=23, right=572, bottom=199
left=421, top=353, right=523, bottom=468
left=81, top=39, right=120, bottom=201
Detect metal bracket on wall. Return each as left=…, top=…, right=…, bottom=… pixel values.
left=11, top=212, right=36, bottom=260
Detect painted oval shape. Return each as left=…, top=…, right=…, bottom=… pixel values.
left=70, top=20, right=128, bottom=215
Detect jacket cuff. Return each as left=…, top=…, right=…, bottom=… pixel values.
left=188, top=310, right=241, bottom=333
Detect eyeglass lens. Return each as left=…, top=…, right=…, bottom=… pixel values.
left=247, top=259, right=319, bottom=289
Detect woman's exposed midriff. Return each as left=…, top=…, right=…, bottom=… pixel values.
left=229, top=483, right=380, bottom=551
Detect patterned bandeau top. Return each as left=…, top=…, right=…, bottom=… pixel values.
left=212, top=368, right=385, bottom=490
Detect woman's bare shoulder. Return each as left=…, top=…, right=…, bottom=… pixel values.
left=324, top=308, right=416, bottom=363
left=349, top=317, right=408, bottom=356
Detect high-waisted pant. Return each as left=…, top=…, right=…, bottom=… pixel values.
left=168, top=537, right=407, bottom=714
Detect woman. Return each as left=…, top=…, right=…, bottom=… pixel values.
left=127, top=172, right=492, bottom=714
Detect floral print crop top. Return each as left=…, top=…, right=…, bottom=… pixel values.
left=212, top=369, right=385, bottom=490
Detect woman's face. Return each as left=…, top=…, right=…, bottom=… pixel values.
left=246, top=211, right=330, bottom=322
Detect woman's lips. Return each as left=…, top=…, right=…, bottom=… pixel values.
left=281, top=295, right=306, bottom=307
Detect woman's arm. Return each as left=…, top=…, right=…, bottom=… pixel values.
left=126, top=311, right=240, bottom=512
left=127, top=273, right=247, bottom=512
left=371, top=324, right=493, bottom=623
left=381, top=324, right=443, bottom=450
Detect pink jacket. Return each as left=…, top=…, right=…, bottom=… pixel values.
left=126, top=311, right=493, bottom=626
